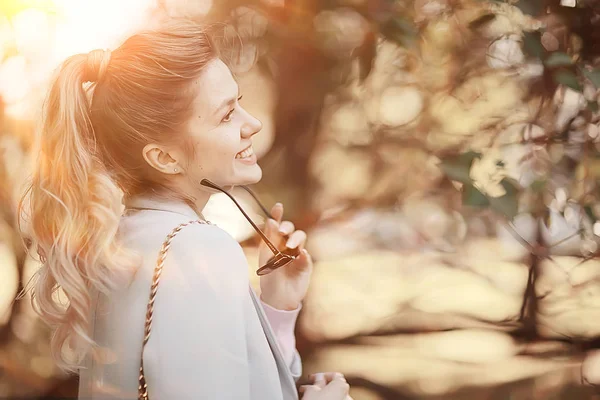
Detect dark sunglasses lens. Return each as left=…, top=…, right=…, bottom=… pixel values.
left=256, top=255, right=295, bottom=276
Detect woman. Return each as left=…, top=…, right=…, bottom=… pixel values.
left=19, top=19, right=350, bottom=400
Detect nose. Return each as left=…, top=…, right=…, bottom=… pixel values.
left=240, top=109, right=262, bottom=138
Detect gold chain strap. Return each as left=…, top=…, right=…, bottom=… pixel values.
left=138, top=219, right=210, bottom=400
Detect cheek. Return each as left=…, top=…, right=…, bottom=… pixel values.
left=190, top=134, right=239, bottom=172
left=216, top=130, right=242, bottom=157
left=214, top=135, right=240, bottom=161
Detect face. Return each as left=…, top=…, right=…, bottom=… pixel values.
left=174, top=59, right=263, bottom=193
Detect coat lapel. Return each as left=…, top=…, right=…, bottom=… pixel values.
left=248, top=287, right=299, bottom=400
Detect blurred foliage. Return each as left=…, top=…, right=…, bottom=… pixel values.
left=3, top=0, right=600, bottom=398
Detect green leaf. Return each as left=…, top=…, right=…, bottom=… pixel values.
left=380, top=17, right=417, bottom=48
left=514, top=0, right=544, bottom=16
left=469, top=14, right=496, bottom=30
left=582, top=68, right=600, bottom=88
left=522, top=31, right=545, bottom=60
left=584, top=205, right=597, bottom=222
left=489, top=180, right=519, bottom=218
left=553, top=70, right=583, bottom=92
left=544, top=52, right=573, bottom=67
left=357, top=32, right=377, bottom=82
left=530, top=179, right=547, bottom=192
left=463, top=185, right=490, bottom=207
left=439, top=151, right=482, bottom=184
left=502, top=178, right=520, bottom=195
left=588, top=101, right=599, bottom=112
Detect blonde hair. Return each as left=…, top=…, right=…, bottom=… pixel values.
left=18, top=19, right=219, bottom=373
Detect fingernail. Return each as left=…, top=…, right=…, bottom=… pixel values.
left=286, top=237, right=298, bottom=248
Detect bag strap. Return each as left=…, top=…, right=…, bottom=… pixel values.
left=138, top=219, right=210, bottom=400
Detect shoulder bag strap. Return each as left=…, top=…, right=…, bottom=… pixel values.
left=138, top=219, right=209, bottom=400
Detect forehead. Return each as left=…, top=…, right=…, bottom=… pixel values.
left=192, top=58, right=238, bottom=113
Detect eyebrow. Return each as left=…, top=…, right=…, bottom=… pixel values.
left=213, top=85, right=241, bottom=117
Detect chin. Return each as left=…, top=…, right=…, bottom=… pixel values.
left=239, top=172, right=262, bottom=186
left=228, top=165, right=263, bottom=187
left=242, top=164, right=263, bottom=184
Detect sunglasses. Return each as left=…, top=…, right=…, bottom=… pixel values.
left=200, top=179, right=301, bottom=276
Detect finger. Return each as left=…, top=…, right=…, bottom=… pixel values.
left=271, top=203, right=284, bottom=223
left=309, top=372, right=344, bottom=384
left=296, top=249, right=313, bottom=267
left=278, top=220, right=295, bottom=236
left=312, top=372, right=327, bottom=389
left=322, top=377, right=350, bottom=397
left=265, top=218, right=278, bottom=239
left=284, top=249, right=311, bottom=273
left=285, top=230, right=307, bottom=250
left=298, top=385, right=310, bottom=393
left=299, top=385, right=320, bottom=394
left=264, top=219, right=286, bottom=251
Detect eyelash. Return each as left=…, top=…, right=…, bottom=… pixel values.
left=222, top=95, right=244, bottom=123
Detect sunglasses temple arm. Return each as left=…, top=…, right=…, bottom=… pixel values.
left=200, top=180, right=280, bottom=255
left=239, top=185, right=273, bottom=219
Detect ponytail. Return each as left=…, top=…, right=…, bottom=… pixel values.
left=18, top=51, right=140, bottom=373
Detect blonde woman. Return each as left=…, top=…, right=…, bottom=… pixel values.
left=19, top=20, right=351, bottom=400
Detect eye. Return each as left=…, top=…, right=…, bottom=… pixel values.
left=221, top=96, right=243, bottom=123
left=222, top=108, right=234, bottom=123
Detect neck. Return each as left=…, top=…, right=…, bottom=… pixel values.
left=188, top=191, right=212, bottom=220
left=189, top=185, right=235, bottom=220
left=143, top=185, right=213, bottom=221
left=192, top=184, right=235, bottom=220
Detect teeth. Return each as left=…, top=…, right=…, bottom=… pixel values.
left=236, top=146, right=254, bottom=159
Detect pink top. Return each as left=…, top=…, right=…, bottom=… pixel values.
left=260, top=299, right=301, bottom=366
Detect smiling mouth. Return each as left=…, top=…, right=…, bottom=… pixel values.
left=235, top=146, right=254, bottom=159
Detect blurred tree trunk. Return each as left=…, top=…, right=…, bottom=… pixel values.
left=261, top=0, right=333, bottom=219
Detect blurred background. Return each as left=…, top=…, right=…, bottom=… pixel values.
left=2, top=0, right=600, bottom=398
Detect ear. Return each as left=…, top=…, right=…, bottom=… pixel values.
left=142, top=143, right=183, bottom=175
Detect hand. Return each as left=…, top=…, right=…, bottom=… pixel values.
left=259, top=203, right=313, bottom=311
left=299, top=373, right=352, bottom=400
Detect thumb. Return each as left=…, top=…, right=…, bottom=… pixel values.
left=312, top=372, right=326, bottom=389
left=299, top=385, right=321, bottom=399
left=291, top=249, right=312, bottom=270
left=321, top=378, right=350, bottom=398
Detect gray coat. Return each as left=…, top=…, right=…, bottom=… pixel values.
left=78, top=195, right=301, bottom=400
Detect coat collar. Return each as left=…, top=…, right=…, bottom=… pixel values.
left=123, top=194, right=202, bottom=220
